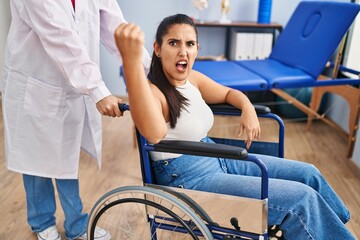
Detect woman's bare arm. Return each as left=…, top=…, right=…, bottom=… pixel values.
left=115, top=23, right=167, bottom=143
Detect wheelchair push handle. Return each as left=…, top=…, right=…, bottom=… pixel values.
left=118, top=103, right=130, bottom=112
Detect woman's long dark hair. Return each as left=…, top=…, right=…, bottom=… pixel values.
left=147, top=14, right=198, bottom=128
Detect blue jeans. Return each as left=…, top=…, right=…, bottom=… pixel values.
left=152, top=137, right=354, bottom=240
left=23, top=175, right=88, bottom=239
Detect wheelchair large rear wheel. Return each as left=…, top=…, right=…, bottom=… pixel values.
left=87, top=186, right=213, bottom=240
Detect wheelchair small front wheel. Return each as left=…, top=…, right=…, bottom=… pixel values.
left=87, top=185, right=214, bottom=240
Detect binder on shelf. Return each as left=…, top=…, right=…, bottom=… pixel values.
left=253, top=33, right=264, bottom=60
left=230, top=31, right=273, bottom=60
left=234, top=33, right=247, bottom=60
left=261, top=33, right=273, bottom=59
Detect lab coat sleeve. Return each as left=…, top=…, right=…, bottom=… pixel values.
left=21, top=0, right=111, bottom=103
left=99, top=0, right=152, bottom=73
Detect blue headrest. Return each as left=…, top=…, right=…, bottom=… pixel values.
left=270, top=1, right=360, bottom=78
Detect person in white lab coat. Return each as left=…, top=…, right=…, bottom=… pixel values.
left=2, top=1, right=150, bottom=240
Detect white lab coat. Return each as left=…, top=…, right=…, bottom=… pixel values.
left=2, top=0, right=150, bottom=179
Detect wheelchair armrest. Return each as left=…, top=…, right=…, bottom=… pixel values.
left=208, top=104, right=271, bottom=115
left=153, top=140, right=248, bottom=160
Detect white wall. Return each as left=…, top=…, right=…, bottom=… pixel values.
left=344, top=13, right=360, bottom=73
left=0, top=1, right=11, bottom=92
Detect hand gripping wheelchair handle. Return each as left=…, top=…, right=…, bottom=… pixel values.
left=118, top=103, right=130, bottom=112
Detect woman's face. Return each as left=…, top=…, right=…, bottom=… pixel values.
left=154, top=24, right=198, bottom=86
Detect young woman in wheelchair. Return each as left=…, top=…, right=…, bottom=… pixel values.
left=114, top=14, right=354, bottom=239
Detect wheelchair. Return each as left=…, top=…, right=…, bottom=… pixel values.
left=87, top=103, right=285, bottom=239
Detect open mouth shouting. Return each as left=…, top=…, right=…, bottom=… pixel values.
left=176, top=60, right=188, bottom=72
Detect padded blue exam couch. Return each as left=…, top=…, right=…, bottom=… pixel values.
left=193, top=1, right=360, bottom=91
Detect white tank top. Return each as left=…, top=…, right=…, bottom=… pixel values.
left=150, top=80, right=214, bottom=161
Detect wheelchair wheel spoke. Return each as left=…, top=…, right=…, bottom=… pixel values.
left=88, top=187, right=212, bottom=239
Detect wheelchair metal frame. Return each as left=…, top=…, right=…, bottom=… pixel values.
left=87, top=103, right=285, bottom=240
